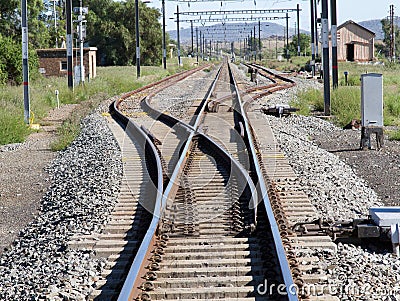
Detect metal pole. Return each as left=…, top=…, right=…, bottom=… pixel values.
left=310, top=0, right=315, bottom=76
left=135, top=0, right=140, bottom=77
left=331, top=0, right=338, bottom=88
left=21, top=0, right=30, bottom=124
left=209, top=39, right=211, bottom=58
left=196, top=27, right=199, bottom=63
left=314, top=0, right=319, bottom=58
left=199, top=31, right=202, bottom=60
left=52, top=0, right=58, bottom=48
left=162, top=0, right=166, bottom=69
left=202, top=34, right=205, bottom=60
left=286, top=13, right=289, bottom=61
left=66, top=0, right=73, bottom=89
left=276, top=35, right=278, bottom=59
left=390, top=5, right=393, bottom=60
left=297, top=3, right=301, bottom=56
left=240, top=39, right=242, bottom=59
left=79, top=0, right=84, bottom=85
left=245, top=37, right=247, bottom=60
left=321, top=0, right=330, bottom=115
left=190, top=20, right=194, bottom=56
left=177, top=5, right=181, bottom=66
left=258, top=20, right=262, bottom=60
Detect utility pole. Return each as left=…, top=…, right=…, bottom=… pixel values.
left=203, top=34, right=205, bottom=60
left=314, top=0, right=319, bottom=58
left=200, top=31, right=202, bottom=60
left=331, top=0, right=338, bottom=88
left=297, top=3, right=301, bottom=56
left=190, top=20, right=194, bottom=56
left=66, top=0, right=73, bottom=89
left=390, top=5, right=395, bottom=61
left=78, top=0, right=85, bottom=85
left=258, top=21, right=262, bottom=61
left=310, top=0, right=315, bottom=76
left=21, top=0, right=30, bottom=124
left=176, top=5, right=181, bottom=66
left=196, top=27, right=199, bottom=63
left=205, top=39, right=207, bottom=59
left=286, top=13, right=289, bottom=61
left=254, top=26, right=257, bottom=61
left=239, top=39, right=242, bottom=59
left=162, top=0, right=166, bottom=69
left=135, top=0, right=140, bottom=77
left=321, top=0, right=330, bottom=116
left=51, top=0, right=58, bottom=48
left=245, top=36, right=248, bottom=60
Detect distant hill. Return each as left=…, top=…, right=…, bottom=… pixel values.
left=359, top=19, right=400, bottom=40
left=359, top=19, right=384, bottom=40
left=168, top=22, right=309, bottom=44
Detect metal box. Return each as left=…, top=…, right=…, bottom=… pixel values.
left=370, top=207, right=400, bottom=227
left=357, top=224, right=380, bottom=238
left=361, top=73, right=383, bottom=127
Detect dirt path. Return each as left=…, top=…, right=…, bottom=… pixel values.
left=0, top=104, right=78, bottom=254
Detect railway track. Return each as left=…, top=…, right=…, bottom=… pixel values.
left=83, top=60, right=337, bottom=300
left=107, top=60, right=299, bottom=301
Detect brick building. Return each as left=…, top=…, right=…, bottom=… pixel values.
left=37, top=47, right=97, bottom=79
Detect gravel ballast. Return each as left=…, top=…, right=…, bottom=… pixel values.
left=0, top=113, right=122, bottom=299
left=1, top=65, right=399, bottom=300
left=247, top=69, right=400, bottom=300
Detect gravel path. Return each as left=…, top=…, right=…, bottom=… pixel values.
left=0, top=103, right=122, bottom=299
left=0, top=104, right=78, bottom=255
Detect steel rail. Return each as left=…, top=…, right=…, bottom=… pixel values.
left=117, top=63, right=257, bottom=300
left=228, top=62, right=298, bottom=300
left=109, top=99, right=164, bottom=301
left=113, top=67, right=209, bottom=301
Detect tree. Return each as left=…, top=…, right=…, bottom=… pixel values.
left=286, top=33, right=311, bottom=57
left=380, top=18, right=400, bottom=59
left=85, top=0, right=162, bottom=66
left=0, top=34, right=39, bottom=85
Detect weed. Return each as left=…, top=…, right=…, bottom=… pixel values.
left=388, top=129, right=400, bottom=141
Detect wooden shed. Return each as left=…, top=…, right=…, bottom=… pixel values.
left=335, top=20, right=375, bottom=62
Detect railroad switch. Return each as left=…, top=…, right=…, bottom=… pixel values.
left=261, top=104, right=299, bottom=118
left=292, top=207, right=400, bottom=257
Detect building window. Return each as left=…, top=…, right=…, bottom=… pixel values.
left=60, top=61, right=67, bottom=71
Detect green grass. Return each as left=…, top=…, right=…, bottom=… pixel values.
left=291, top=86, right=361, bottom=127
left=331, top=86, right=361, bottom=126
left=388, top=129, right=400, bottom=141
left=262, top=57, right=309, bottom=72
left=288, top=61, right=400, bottom=128
left=290, top=88, right=324, bottom=115
left=1, top=58, right=200, bottom=148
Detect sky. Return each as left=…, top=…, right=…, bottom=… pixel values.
left=147, top=0, right=396, bottom=31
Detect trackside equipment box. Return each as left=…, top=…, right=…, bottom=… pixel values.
left=361, top=73, right=383, bottom=127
